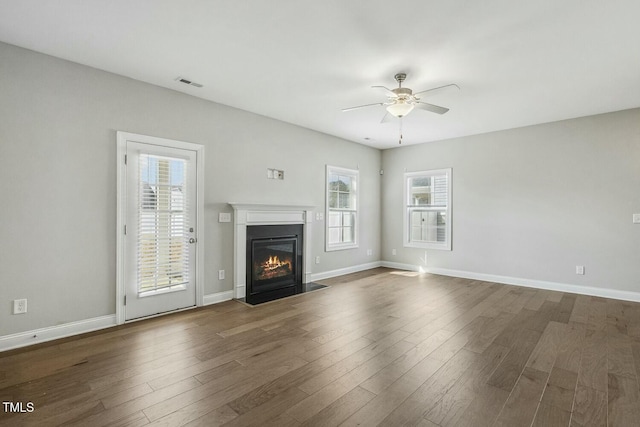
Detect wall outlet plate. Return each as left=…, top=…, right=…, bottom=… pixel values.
left=219, top=212, right=231, bottom=223
left=218, top=270, right=225, bottom=280
left=315, top=256, right=320, bottom=264
left=576, top=265, right=585, bottom=275
left=633, top=213, right=640, bottom=224
left=267, top=168, right=284, bottom=180
left=13, top=299, right=27, bottom=314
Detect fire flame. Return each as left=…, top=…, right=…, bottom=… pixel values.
left=263, top=255, right=290, bottom=270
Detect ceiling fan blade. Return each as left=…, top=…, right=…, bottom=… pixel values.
left=371, top=85, right=397, bottom=97
left=342, top=102, right=384, bottom=112
left=416, top=102, right=449, bottom=115
left=380, top=112, right=393, bottom=123
left=414, top=83, right=460, bottom=98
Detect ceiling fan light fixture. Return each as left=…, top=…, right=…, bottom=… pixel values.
left=386, top=101, right=414, bottom=118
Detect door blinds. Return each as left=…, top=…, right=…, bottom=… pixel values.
left=137, top=154, right=190, bottom=294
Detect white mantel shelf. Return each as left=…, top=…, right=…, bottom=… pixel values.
left=229, top=203, right=316, bottom=299
left=229, top=203, right=316, bottom=211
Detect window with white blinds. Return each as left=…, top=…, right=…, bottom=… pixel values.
left=326, top=165, right=359, bottom=251
left=404, top=168, right=452, bottom=250
left=138, top=154, right=190, bottom=294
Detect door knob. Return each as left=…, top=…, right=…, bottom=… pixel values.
left=189, top=238, right=196, bottom=244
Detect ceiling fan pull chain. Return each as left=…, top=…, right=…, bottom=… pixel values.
left=399, top=118, right=403, bottom=144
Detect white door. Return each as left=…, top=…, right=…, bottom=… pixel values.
left=123, top=140, right=198, bottom=320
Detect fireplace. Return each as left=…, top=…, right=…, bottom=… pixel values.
left=246, top=224, right=303, bottom=304
left=229, top=203, right=314, bottom=302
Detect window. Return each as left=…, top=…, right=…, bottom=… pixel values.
left=138, top=154, right=190, bottom=294
left=404, top=168, right=452, bottom=250
left=326, top=165, right=358, bottom=251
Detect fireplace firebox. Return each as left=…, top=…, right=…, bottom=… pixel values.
left=246, top=224, right=303, bottom=304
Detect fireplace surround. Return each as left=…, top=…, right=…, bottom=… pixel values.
left=229, top=203, right=314, bottom=302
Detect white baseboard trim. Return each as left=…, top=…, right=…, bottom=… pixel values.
left=203, top=290, right=235, bottom=306
left=380, top=261, right=640, bottom=303
left=310, top=261, right=383, bottom=282
left=0, top=314, right=117, bottom=352
left=1, top=290, right=235, bottom=353
left=7, top=262, right=634, bottom=353
left=380, top=261, right=423, bottom=272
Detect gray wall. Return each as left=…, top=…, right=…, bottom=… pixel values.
left=382, top=108, right=640, bottom=293
left=0, top=42, right=381, bottom=336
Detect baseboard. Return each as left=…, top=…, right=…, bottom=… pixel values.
left=0, top=314, right=117, bottom=352
left=203, top=290, right=234, bottom=306
left=310, top=261, right=382, bottom=282
left=381, top=261, right=640, bottom=303
left=380, top=261, right=422, bottom=272
left=6, top=264, right=633, bottom=353
left=1, top=291, right=235, bottom=352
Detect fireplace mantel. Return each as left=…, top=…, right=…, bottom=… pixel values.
left=229, top=203, right=315, bottom=299
left=229, top=203, right=316, bottom=211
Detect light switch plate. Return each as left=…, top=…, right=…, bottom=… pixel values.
left=219, top=212, right=231, bottom=223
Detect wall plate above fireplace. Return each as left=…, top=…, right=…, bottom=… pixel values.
left=267, top=168, right=284, bottom=180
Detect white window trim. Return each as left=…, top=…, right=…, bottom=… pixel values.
left=403, top=168, right=452, bottom=251
left=325, top=165, right=359, bottom=251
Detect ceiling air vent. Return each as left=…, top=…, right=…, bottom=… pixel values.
left=175, top=77, right=203, bottom=88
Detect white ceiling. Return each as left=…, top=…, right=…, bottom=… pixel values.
left=1, top=1, right=639, bottom=149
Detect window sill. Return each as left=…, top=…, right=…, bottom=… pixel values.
left=404, top=242, right=451, bottom=251
left=326, top=243, right=359, bottom=252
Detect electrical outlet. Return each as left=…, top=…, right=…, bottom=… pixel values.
left=13, top=299, right=27, bottom=314
left=576, top=266, right=585, bottom=275
left=218, top=212, right=231, bottom=223
left=315, top=256, right=320, bottom=264
left=633, top=213, right=640, bottom=224
left=367, top=249, right=373, bottom=256
left=218, top=270, right=225, bottom=280
left=392, top=249, right=397, bottom=256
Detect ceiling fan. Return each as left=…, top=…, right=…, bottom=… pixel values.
left=342, top=73, right=459, bottom=122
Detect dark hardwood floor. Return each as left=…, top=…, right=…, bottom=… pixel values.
left=1, top=267, right=640, bottom=426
